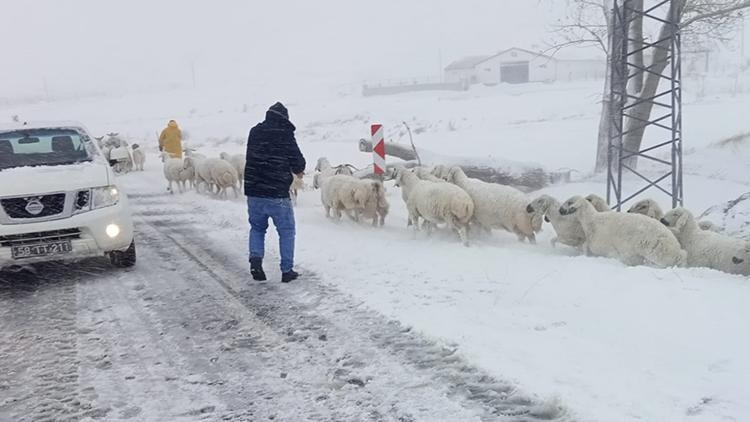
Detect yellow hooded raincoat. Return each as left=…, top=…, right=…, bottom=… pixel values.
left=159, top=120, right=183, bottom=159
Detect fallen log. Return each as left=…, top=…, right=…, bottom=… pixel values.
left=358, top=139, right=556, bottom=191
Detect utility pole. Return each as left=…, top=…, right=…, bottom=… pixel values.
left=438, top=49, right=443, bottom=83
left=42, top=78, right=50, bottom=101
left=190, top=61, right=197, bottom=89
left=741, top=11, right=746, bottom=63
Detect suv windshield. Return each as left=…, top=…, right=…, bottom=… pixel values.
left=0, top=128, right=94, bottom=171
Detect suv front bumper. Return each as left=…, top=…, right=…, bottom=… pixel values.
left=0, top=199, right=134, bottom=269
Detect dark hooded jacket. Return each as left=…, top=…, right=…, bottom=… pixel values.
left=244, top=103, right=306, bottom=198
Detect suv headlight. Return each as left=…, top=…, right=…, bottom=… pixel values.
left=91, top=185, right=120, bottom=209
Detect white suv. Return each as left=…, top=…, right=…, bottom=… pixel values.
left=0, top=122, right=136, bottom=270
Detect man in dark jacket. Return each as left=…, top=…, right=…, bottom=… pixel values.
left=245, top=102, right=306, bottom=283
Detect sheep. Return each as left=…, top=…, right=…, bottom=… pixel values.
left=445, top=166, right=541, bottom=243
left=358, top=179, right=389, bottom=227
left=414, top=167, right=446, bottom=183
left=394, top=168, right=474, bottom=246
left=183, top=155, right=215, bottom=194
left=312, top=157, right=355, bottom=189
left=698, top=221, right=721, bottom=232
left=526, top=195, right=586, bottom=249
left=290, top=173, right=305, bottom=206
left=176, top=162, right=195, bottom=192
left=627, top=198, right=663, bottom=219
left=628, top=198, right=718, bottom=232
left=320, top=174, right=365, bottom=220
left=219, top=152, right=246, bottom=188
left=430, top=164, right=450, bottom=180
left=161, top=153, right=185, bottom=194
left=131, top=144, right=146, bottom=171
left=660, top=208, right=750, bottom=275
left=559, top=196, right=686, bottom=268
left=584, top=194, right=611, bottom=212
left=207, top=158, right=240, bottom=198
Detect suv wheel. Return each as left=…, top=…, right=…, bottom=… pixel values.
left=109, top=240, right=136, bottom=268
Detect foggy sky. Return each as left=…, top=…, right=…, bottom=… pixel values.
left=0, top=0, right=557, bottom=99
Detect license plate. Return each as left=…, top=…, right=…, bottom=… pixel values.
left=11, top=240, right=73, bottom=259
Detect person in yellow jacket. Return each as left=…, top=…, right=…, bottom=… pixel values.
left=158, top=120, right=183, bottom=159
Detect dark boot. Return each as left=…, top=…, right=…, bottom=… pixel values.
left=250, top=257, right=267, bottom=281
left=281, top=270, right=299, bottom=283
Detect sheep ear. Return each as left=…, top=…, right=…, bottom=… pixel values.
left=675, top=212, right=690, bottom=230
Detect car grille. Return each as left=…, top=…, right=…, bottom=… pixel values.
left=0, top=228, right=81, bottom=247
left=1, top=193, right=67, bottom=219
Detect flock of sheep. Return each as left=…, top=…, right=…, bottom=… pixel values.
left=314, top=159, right=750, bottom=277
left=159, top=149, right=307, bottom=203
left=95, top=133, right=146, bottom=173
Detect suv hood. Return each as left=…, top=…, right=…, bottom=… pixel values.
left=0, top=162, right=111, bottom=197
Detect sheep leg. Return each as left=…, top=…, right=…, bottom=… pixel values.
left=447, top=216, right=469, bottom=247
left=167, top=180, right=174, bottom=194
left=410, top=214, right=420, bottom=239
left=324, top=205, right=331, bottom=218
left=621, top=255, right=645, bottom=267
left=425, top=221, right=434, bottom=237
left=527, top=232, right=536, bottom=244
left=550, top=237, right=558, bottom=248
left=458, top=225, right=470, bottom=247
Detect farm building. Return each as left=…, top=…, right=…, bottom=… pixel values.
left=444, top=47, right=606, bottom=85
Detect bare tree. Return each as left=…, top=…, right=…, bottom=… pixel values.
left=550, top=0, right=750, bottom=171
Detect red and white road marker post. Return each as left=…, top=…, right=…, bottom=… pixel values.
left=371, top=124, right=386, bottom=178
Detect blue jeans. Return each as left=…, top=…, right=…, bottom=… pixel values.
left=247, top=197, right=296, bottom=273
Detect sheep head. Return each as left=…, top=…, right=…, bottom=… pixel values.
left=352, top=185, right=369, bottom=208
left=731, top=243, right=750, bottom=266
left=558, top=196, right=586, bottom=216
left=446, top=166, right=464, bottom=183
left=526, top=195, right=556, bottom=215
left=335, top=164, right=354, bottom=176
left=392, top=166, right=408, bottom=187
left=315, top=157, right=331, bottom=172
left=628, top=199, right=663, bottom=219
left=584, top=194, right=610, bottom=212
left=430, top=165, right=448, bottom=179
left=183, top=156, right=194, bottom=170
left=660, top=208, right=695, bottom=233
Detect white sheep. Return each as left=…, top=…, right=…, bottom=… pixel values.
left=395, top=168, right=474, bottom=246
left=559, top=196, right=686, bottom=267
left=357, top=179, right=389, bottom=227
left=430, top=164, right=450, bottom=180
left=445, top=166, right=541, bottom=243
left=176, top=163, right=195, bottom=192
left=161, top=153, right=184, bottom=194
left=627, top=198, right=663, bottom=219
left=526, top=195, right=586, bottom=249
left=219, top=152, right=246, bottom=188
left=290, top=173, right=305, bottom=206
left=628, top=198, right=718, bottom=232
left=312, top=157, right=355, bottom=189
left=660, top=208, right=750, bottom=275
left=585, top=194, right=611, bottom=212
left=320, top=174, right=365, bottom=220
left=183, top=155, right=214, bottom=194
left=414, top=167, right=446, bottom=183
left=131, top=144, right=146, bottom=171
left=207, top=158, right=240, bottom=198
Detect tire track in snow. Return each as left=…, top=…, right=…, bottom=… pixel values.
left=130, top=193, right=570, bottom=421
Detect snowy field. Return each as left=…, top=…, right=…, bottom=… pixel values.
left=3, top=80, right=750, bottom=421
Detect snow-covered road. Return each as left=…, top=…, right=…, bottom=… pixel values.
left=0, top=191, right=564, bottom=422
